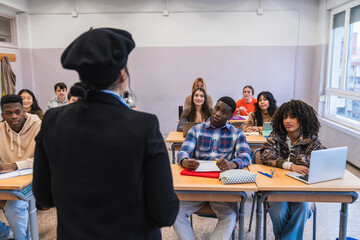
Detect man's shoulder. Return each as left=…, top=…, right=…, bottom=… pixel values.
left=227, top=124, right=241, bottom=135
left=193, top=121, right=208, bottom=130
left=48, top=96, right=58, bottom=102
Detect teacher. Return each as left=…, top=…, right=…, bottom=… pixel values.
left=33, top=28, right=179, bottom=239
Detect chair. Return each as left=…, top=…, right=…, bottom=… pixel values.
left=178, top=106, right=183, bottom=119
left=190, top=203, right=236, bottom=240
left=248, top=148, right=317, bottom=240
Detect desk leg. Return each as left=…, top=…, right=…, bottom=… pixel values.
left=171, top=144, right=176, bottom=164
left=29, top=196, right=39, bottom=240
left=239, top=200, right=245, bottom=240
left=339, top=203, right=348, bottom=240
left=255, top=196, right=263, bottom=240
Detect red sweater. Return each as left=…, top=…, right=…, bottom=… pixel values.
left=234, top=98, right=257, bottom=116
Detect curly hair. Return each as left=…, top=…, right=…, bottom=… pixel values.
left=271, top=99, right=320, bottom=138
left=253, top=91, right=277, bottom=126
left=182, top=87, right=211, bottom=122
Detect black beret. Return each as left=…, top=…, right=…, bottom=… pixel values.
left=61, top=28, right=135, bottom=89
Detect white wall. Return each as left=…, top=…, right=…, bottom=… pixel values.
left=13, top=0, right=321, bottom=123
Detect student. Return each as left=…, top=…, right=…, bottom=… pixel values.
left=183, top=77, right=213, bottom=110
left=234, top=85, right=257, bottom=116
left=33, top=28, right=179, bottom=240
left=260, top=99, right=323, bottom=240
left=244, top=91, right=277, bottom=132
left=46, top=82, right=68, bottom=110
left=174, top=97, right=251, bottom=240
left=18, top=89, right=44, bottom=120
left=67, top=82, right=87, bottom=103
left=177, top=87, right=211, bottom=132
left=0, top=94, right=41, bottom=239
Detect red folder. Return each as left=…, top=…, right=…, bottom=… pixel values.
left=180, top=168, right=220, bottom=178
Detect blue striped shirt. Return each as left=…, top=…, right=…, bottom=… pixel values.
left=177, top=118, right=252, bottom=169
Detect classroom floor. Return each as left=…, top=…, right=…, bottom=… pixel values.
left=0, top=140, right=359, bottom=240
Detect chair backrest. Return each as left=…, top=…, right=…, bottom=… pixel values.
left=252, top=148, right=262, bottom=164
left=178, top=106, right=183, bottom=119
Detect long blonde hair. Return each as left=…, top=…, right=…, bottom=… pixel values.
left=192, top=78, right=207, bottom=92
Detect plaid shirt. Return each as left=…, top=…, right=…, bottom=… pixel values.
left=177, top=118, right=252, bottom=169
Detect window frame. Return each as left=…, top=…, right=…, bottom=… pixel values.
left=325, top=0, right=360, bottom=131
left=0, top=11, right=18, bottom=48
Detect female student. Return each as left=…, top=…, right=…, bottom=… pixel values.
left=183, top=77, right=213, bottom=110
left=18, top=89, right=44, bottom=119
left=260, top=99, right=323, bottom=240
left=67, top=82, right=87, bottom=103
left=177, top=87, right=212, bottom=132
left=244, top=91, right=277, bottom=132
left=33, top=28, right=179, bottom=239
left=234, top=85, right=257, bottom=116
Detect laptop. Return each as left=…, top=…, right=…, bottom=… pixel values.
left=182, top=122, right=200, bottom=137
left=261, top=122, right=273, bottom=138
left=285, top=146, right=348, bottom=184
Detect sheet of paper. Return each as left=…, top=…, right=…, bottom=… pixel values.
left=245, top=132, right=259, bottom=136
left=195, top=160, right=221, bottom=172
left=0, top=169, right=33, bottom=180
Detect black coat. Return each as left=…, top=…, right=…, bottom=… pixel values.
left=33, top=91, right=179, bottom=240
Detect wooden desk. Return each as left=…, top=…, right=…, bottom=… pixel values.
left=166, top=131, right=266, bottom=163
left=0, top=175, right=39, bottom=240
left=248, top=164, right=360, bottom=240
left=228, top=119, right=247, bottom=125
left=171, top=164, right=257, bottom=240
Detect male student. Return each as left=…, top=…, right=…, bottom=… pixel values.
left=174, top=96, right=252, bottom=240
left=46, top=82, right=68, bottom=110
left=0, top=94, right=41, bottom=239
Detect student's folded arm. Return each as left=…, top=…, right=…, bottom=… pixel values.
left=233, top=132, right=252, bottom=169
left=15, top=158, right=33, bottom=170
left=144, top=114, right=179, bottom=227
left=260, top=138, right=284, bottom=168
left=33, top=129, right=54, bottom=208
left=176, top=128, right=196, bottom=165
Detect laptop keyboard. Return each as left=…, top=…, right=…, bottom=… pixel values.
left=299, top=174, right=309, bottom=181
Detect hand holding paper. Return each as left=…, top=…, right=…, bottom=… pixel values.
left=216, top=158, right=238, bottom=171
left=182, top=158, right=200, bottom=171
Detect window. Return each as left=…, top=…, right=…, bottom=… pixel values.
left=0, top=12, right=17, bottom=48
left=326, top=1, right=360, bottom=130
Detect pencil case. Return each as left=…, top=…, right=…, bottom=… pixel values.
left=219, top=169, right=257, bottom=184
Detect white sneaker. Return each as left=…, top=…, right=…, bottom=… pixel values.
left=7, top=230, right=14, bottom=239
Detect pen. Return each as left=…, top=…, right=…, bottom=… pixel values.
left=274, top=169, right=279, bottom=177
left=258, top=171, right=273, bottom=178
left=270, top=169, right=274, bottom=177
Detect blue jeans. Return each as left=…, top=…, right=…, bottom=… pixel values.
left=0, top=221, right=11, bottom=240
left=173, top=201, right=237, bottom=240
left=0, top=200, right=30, bottom=240
left=268, top=202, right=311, bottom=240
